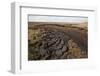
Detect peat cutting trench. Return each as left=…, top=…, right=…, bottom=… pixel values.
left=28, top=24, right=88, bottom=60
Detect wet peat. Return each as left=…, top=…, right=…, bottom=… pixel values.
left=28, top=23, right=88, bottom=60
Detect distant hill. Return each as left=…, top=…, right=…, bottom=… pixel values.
left=28, top=22, right=88, bottom=28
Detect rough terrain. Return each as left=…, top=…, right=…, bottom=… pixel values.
left=28, top=23, right=88, bottom=60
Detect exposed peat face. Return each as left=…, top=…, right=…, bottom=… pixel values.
left=28, top=23, right=88, bottom=60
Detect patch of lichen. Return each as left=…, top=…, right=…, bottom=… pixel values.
left=28, top=29, right=42, bottom=44
left=67, top=39, right=87, bottom=59
left=28, top=28, right=42, bottom=60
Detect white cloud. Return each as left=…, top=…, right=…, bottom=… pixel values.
left=28, top=15, right=88, bottom=23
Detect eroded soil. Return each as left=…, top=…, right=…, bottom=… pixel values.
left=28, top=23, right=88, bottom=60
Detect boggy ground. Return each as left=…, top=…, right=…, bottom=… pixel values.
left=28, top=23, right=88, bottom=60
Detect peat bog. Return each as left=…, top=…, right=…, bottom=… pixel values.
left=28, top=22, right=88, bottom=60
